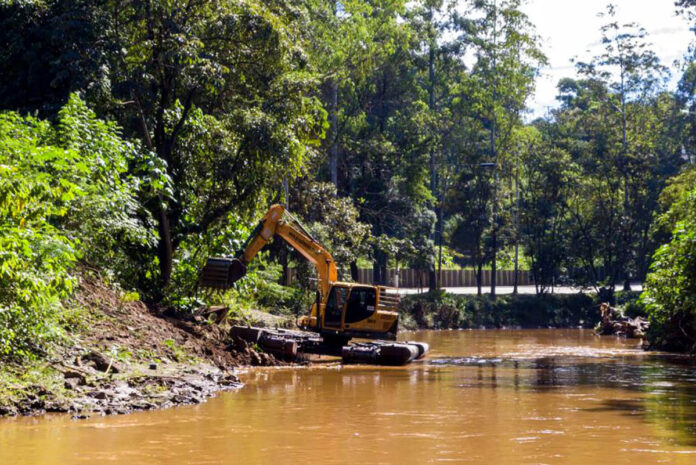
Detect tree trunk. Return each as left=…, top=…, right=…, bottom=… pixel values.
left=428, top=267, right=436, bottom=293
left=436, top=199, right=444, bottom=290
left=279, top=245, right=289, bottom=286
left=513, top=156, right=520, bottom=294
left=373, top=259, right=381, bottom=286
left=476, top=263, right=483, bottom=296
left=329, top=78, right=339, bottom=188
left=489, top=0, right=498, bottom=300
left=373, top=250, right=388, bottom=285
left=156, top=203, right=173, bottom=289
left=491, top=226, right=497, bottom=298
left=427, top=27, right=438, bottom=293
left=350, top=260, right=359, bottom=282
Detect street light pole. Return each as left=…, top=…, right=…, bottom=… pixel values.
left=513, top=151, right=520, bottom=295
left=479, top=162, right=497, bottom=298
left=490, top=0, right=498, bottom=300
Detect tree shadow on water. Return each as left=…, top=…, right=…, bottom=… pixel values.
left=441, top=355, right=696, bottom=447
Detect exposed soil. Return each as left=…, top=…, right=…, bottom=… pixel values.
left=0, top=275, right=282, bottom=419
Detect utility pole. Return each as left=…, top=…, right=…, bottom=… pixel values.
left=490, top=0, right=498, bottom=299
left=428, top=4, right=438, bottom=292
left=513, top=150, right=520, bottom=295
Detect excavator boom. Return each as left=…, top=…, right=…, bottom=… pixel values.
left=200, top=205, right=336, bottom=297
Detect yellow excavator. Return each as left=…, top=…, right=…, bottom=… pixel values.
left=199, top=204, right=428, bottom=365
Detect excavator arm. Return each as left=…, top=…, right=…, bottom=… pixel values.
left=200, top=204, right=338, bottom=307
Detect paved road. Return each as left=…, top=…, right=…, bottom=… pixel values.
left=397, top=284, right=643, bottom=295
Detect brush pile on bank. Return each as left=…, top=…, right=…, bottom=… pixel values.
left=594, top=302, right=649, bottom=339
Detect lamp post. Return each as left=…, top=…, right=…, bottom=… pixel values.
left=479, top=162, right=497, bottom=298
left=513, top=151, right=520, bottom=295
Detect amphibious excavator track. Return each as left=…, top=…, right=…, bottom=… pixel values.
left=232, top=326, right=429, bottom=366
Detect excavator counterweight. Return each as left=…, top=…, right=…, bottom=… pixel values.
left=199, top=204, right=429, bottom=365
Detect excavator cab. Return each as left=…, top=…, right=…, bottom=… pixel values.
left=300, top=282, right=399, bottom=341
left=322, top=285, right=382, bottom=330
left=323, top=285, right=349, bottom=328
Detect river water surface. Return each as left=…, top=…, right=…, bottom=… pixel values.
left=2, top=329, right=696, bottom=464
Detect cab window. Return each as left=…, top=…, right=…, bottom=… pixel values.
left=325, top=286, right=348, bottom=327
left=344, top=287, right=377, bottom=324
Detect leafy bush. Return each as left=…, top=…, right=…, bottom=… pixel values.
left=615, top=291, right=646, bottom=319
left=0, top=95, right=149, bottom=358
left=251, top=262, right=304, bottom=316
left=642, top=186, right=696, bottom=352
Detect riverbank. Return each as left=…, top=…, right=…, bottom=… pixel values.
left=0, top=276, right=289, bottom=418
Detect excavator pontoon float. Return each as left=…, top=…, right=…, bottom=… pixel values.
left=199, top=204, right=428, bottom=365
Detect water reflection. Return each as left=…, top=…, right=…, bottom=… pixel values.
left=426, top=343, right=696, bottom=447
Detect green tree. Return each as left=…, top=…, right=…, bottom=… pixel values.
left=516, top=127, right=572, bottom=293
left=291, top=180, right=371, bottom=280
left=446, top=164, right=493, bottom=295
left=574, top=4, right=668, bottom=291
left=102, top=1, right=326, bottom=296
left=324, top=1, right=435, bottom=285
left=0, top=95, right=148, bottom=357
left=642, top=179, right=696, bottom=352
left=302, top=0, right=377, bottom=188
left=0, top=1, right=327, bottom=300
left=449, top=0, right=545, bottom=296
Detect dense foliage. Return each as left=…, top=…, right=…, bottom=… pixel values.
left=399, top=291, right=600, bottom=330
left=0, top=95, right=148, bottom=357
left=642, top=171, right=696, bottom=352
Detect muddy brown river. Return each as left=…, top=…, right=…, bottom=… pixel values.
left=2, top=329, right=696, bottom=464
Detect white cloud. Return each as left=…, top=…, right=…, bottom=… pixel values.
left=520, top=0, right=694, bottom=118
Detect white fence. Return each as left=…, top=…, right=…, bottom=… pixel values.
left=287, top=268, right=533, bottom=288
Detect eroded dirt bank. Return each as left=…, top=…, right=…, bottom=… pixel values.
left=0, top=277, right=284, bottom=419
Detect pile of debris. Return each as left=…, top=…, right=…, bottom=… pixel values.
left=595, top=302, right=649, bottom=339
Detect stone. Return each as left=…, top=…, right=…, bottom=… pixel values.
left=64, top=378, right=81, bottom=390
left=64, top=369, right=86, bottom=384
left=80, top=351, right=121, bottom=373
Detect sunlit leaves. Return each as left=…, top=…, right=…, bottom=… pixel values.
left=0, top=95, right=151, bottom=358
left=642, top=184, right=696, bottom=352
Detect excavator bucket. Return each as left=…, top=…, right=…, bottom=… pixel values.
left=199, top=257, right=247, bottom=290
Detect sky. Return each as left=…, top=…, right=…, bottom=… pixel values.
left=519, top=0, right=695, bottom=118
